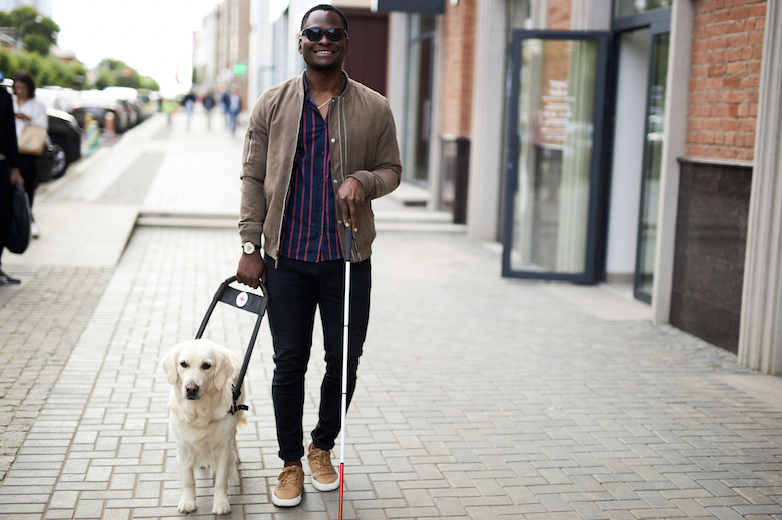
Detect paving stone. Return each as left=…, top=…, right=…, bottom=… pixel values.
left=2, top=111, right=782, bottom=519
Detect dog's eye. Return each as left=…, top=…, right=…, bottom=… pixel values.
left=201, top=362, right=211, bottom=370
left=180, top=361, right=188, bottom=368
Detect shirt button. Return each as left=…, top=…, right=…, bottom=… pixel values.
left=333, top=179, right=338, bottom=184
left=330, top=138, right=335, bottom=143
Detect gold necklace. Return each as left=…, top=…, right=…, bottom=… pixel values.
left=317, top=98, right=332, bottom=110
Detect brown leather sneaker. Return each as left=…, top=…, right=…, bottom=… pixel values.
left=272, top=465, right=304, bottom=507
left=307, top=443, right=339, bottom=491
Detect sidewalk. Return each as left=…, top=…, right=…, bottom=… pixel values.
left=1, top=110, right=781, bottom=520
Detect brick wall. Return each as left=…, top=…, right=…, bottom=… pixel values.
left=440, top=0, right=477, bottom=137
left=687, top=0, right=766, bottom=161
left=548, top=0, right=573, bottom=30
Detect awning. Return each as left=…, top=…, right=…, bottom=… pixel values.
left=372, top=0, right=446, bottom=14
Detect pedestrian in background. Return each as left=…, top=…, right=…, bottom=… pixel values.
left=162, top=98, right=177, bottom=128
left=203, top=90, right=215, bottom=130
left=0, top=71, right=24, bottom=285
left=12, top=71, right=47, bottom=240
left=227, top=86, right=241, bottom=135
left=235, top=4, right=401, bottom=507
left=182, top=91, right=196, bottom=130
left=222, top=89, right=230, bottom=128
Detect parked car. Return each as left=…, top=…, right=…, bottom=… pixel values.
left=35, top=88, right=82, bottom=178
left=137, top=88, right=161, bottom=118
left=103, top=86, right=145, bottom=127
left=71, top=90, right=130, bottom=133
left=3, top=80, right=82, bottom=179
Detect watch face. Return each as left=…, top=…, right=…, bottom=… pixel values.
left=243, top=242, right=255, bottom=254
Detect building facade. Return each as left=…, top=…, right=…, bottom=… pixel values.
left=193, top=0, right=251, bottom=107
left=202, top=0, right=782, bottom=375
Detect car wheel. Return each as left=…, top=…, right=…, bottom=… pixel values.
left=50, top=142, right=69, bottom=179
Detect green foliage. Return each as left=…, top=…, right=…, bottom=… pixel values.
left=0, top=6, right=60, bottom=55
left=1, top=48, right=87, bottom=89
left=23, top=32, right=51, bottom=55
left=0, top=8, right=157, bottom=91
left=93, top=69, right=114, bottom=90
left=91, top=58, right=159, bottom=90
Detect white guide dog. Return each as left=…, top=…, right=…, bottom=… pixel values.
left=160, top=339, right=246, bottom=515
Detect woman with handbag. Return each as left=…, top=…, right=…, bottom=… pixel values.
left=13, top=71, right=47, bottom=239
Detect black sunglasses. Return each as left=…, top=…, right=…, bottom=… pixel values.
left=301, top=27, right=347, bottom=42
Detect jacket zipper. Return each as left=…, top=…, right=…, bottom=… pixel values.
left=245, top=128, right=253, bottom=164
left=275, top=96, right=304, bottom=267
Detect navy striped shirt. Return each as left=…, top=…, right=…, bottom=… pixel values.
left=279, top=76, right=344, bottom=262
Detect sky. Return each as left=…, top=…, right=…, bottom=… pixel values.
left=52, top=0, right=220, bottom=96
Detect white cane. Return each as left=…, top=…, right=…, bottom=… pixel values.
left=338, top=225, right=352, bottom=520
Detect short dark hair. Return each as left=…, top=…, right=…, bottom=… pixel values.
left=13, top=71, right=36, bottom=98
left=301, top=4, right=348, bottom=32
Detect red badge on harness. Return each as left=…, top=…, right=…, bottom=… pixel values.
left=236, top=292, right=249, bottom=308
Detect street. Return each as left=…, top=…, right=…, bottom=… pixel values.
left=1, top=109, right=781, bottom=520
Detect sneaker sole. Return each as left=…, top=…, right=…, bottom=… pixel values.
left=312, top=474, right=340, bottom=492
left=272, top=491, right=302, bottom=507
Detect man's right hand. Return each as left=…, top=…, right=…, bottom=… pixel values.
left=236, top=252, right=266, bottom=288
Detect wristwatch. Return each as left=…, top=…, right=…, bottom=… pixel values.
left=242, top=242, right=260, bottom=255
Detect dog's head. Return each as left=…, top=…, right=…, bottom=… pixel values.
left=160, top=339, right=238, bottom=400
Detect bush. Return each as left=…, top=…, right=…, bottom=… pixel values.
left=0, top=48, right=87, bottom=89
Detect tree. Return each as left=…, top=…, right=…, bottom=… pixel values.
left=23, top=32, right=52, bottom=55
left=1, top=47, right=87, bottom=90
left=0, top=6, right=60, bottom=56
left=91, top=58, right=159, bottom=91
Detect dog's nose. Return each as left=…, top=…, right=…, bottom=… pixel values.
left=185, top=383, right=199, bottom=399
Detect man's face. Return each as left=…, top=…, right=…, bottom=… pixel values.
left=299, top=10, right=350, bottom=73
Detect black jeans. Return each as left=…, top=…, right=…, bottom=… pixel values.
left=264, top=254, right=371, bottom=461
left=19, top=154, right=38, bottom=216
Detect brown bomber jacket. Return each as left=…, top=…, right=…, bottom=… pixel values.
left=239, top=72, right=402, bottom=263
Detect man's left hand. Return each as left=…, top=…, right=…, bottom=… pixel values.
left=10, top=168, right=23, bottom=186
left=337, top=177, right=364, bottom=232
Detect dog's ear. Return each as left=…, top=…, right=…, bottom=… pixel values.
left=213, top=350, right=235, bottom=391
left=160, top=344, right=181, bottom=386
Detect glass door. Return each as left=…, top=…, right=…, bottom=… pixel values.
left=502, top=30, right=609, bottom=282
left=403, top=14, right=436, bottom=185
left=634, top=22, right=670, bottom=302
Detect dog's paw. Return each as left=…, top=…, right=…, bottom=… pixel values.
left=178, top=497, right=197, bottom=513
left=212, top=498, right=231, bottom=515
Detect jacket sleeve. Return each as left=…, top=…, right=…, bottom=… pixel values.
left=238, top=95, right=268, bottom=246
left=348, top=98, right=402, bottom=200
left=1, top=91, right=19, bottom=168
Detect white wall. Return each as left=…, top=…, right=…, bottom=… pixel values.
left=248, top=0, right=274, bottom=104
left=605, top=29, right=649, bottom=277
left=466, top=0, right=507, bottom=240
left=386, top=12, right=409, bottom=158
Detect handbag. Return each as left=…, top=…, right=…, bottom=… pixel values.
left=18, top=126, right=47, bottom=156
left=7, top=184, right=31, bottom=254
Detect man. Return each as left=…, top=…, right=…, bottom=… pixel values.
left=0, top=69, right=24, bottom=285
left=235, top=4, right=401, bottom=507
